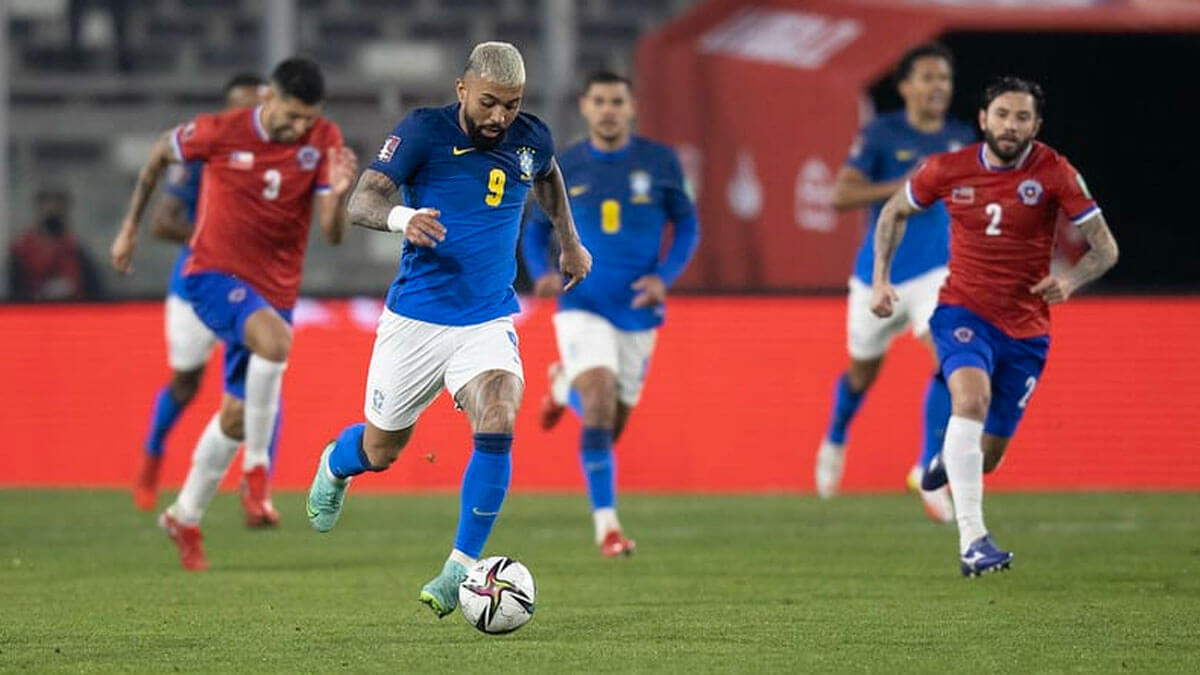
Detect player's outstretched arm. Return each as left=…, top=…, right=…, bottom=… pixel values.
left=870, top=189, right=918, bottom=317
left=1031, top=214, right=1119, bottom=305
left=533, top=159, right=591, bottom=291
left=111, top=130, right=176, bottom=273
left=347, top=168, right=445, bottom=247
left=316, top=146, right=359, bottom=245
left=832, top=166, right=908, bottom=211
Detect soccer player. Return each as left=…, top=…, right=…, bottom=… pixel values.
left=134, top=73, right=266, bottom=513
left=304, top=42, right=591, bottom=617
left=521, top=71, right=699, bottom=556
left=111, top=58, right=358, bottom=570
left=871, top=77, right=1118, bottom=576
left=815, top=44, right=976, bottom=522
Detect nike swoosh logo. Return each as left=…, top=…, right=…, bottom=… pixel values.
left=963, top=550, right=987, bottom=565
left=569, top=185, right=589, bottom=196
left=472, top=507, right=499, bottom=517
left=452, top=146, right=475, bottom=156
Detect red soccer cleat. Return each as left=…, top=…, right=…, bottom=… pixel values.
left=133, top=454, right=163, bottom=512
left=158, top=511, right=209, bottom=572
left=600, top=529, right=637, bottom=558
left=240, top=466, right=281, bottom=528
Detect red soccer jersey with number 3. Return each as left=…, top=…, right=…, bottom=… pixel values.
left=173, top=105, right=343, bottom=308
left=906, top=141, right=1099, bottom=339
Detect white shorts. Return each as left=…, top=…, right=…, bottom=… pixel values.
left=553, top=310, right=658, bottom=407
left=846, top=266, right=948, bottom=360
left=165, top=293, right=218, bottom=371
left=364, top=309, right=524, bottom=431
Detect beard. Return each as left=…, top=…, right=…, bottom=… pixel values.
left=983, top=128, right=1032, bottom=163
left=465, top=115, right=508, bottom=151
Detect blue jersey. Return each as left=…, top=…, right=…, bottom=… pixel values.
left=847, top=111, right=975, bottom=284
left=164, top=160, right=203, bottom=297
left=369, top=104, right=555, bottom=326
left=521, top=137, right=699, bottom=331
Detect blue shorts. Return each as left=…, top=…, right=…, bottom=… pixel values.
left=930, top=304, right=1050, bottom=438
left=181, top=272, right=293, bottom=399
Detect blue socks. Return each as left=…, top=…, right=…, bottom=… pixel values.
left=454, top=433, right=513, bottom=559
left=580, top=427, right=616, bottom=510
left=826, top=373, right=865, bottom=445
left=920, top=372, right=952, bottom=469
left=326, top=423, right=377, bottom=479
left=144, top=385, right=187, bottom=458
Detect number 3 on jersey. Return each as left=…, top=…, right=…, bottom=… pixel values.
left=985, top=202, right=1002, bottom=236
left=485, top=168, right=506, bottom=207
left=262, top=169, right=281, bottom=201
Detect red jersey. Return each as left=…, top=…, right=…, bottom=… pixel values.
left=906, top=141, right=1099, bottom=339
left=174, top=105, right=343, bottom=308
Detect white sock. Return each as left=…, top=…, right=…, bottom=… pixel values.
left=449, top=549, right=476, bottom=568
left=944, top=415, right=987, bottom=552
left=593, top=507, right=621, bottom=544
left=172, top=414, right=240, bottom=525
left=242, top=355, right=286, bottom=472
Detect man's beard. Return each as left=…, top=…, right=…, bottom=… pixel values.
left=984, top=129, right=1032, bottom=163
left=465, top=115, right=507, bottom=150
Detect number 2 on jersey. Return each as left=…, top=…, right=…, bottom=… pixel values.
left=985, top=202, right=1002, bottom=236
left=485, top=168, right=506, bottom=207
left=262, top=169, right=281, bottom=200
left=601, top=199, right=621, bottom=234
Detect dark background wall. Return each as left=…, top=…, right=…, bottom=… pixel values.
left=868, top=31, right=1200, bottom=292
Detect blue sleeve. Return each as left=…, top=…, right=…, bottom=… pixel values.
left=520, top=202, right=555, bottom=280
left=655, top=151, right=700, bottom=287
left=528, top=114, right=556, bottom=178
left=367, top=111, right=432, bottom=188
left=164, top=161, right=200, bottom=205
left=844, top=123, right=883, bottom=178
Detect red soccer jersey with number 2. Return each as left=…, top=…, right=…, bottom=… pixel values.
left=174, top=105, right=343, bottom=308
left=906, top=141, right=1100, bottom=339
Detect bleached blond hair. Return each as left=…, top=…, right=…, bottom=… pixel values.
left=464, top=42, right=526, bottom=88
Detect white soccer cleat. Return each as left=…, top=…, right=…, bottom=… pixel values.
left=814, top=438, right=845, bottom=499
left=907, top=464, right=954, bottom=524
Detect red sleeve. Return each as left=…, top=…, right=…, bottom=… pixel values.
left=1054, top=155, right=1101, bottom=225
left=171, top=114, right=220, bottom=162
left=315, top=122, right=344, bottom=195
left=905, top=155, right=942, bottom=210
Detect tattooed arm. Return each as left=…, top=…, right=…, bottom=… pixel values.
left=347, top=168, right=445, bottom=246
left=111, top=130, right=176, bottom=273
left=1031, top=214, right=1119, bottom=304
left=532, top=159, right=591, bottom=291
left=870, top=188, right=921, bottom=318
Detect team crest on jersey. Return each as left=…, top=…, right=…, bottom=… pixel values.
left=516, top=146, right=536, bottom=181
left=951, top=186, right=975, bottom=204
left=630, top=170, right=653, bottom=204
left=378, top=135, right=401, bottom=162
left=371, top=389, right=385, bottom=413
left=297, top=145, right=320, bottom=171
left=228, top=287, right=247, bottom=304
left=1018, top=179, right=1044, bottom=206
left=953, top=326, right=974, bottom=343
left=229, top=151, right=254, bottom=170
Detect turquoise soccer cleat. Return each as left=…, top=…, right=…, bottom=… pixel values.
left=418, top=559, right=469, bottom=618
left=306, top=441, right=350, bottom=533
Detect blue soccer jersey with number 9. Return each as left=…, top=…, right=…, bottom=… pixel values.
left=368, top=103, right=555, bottom=326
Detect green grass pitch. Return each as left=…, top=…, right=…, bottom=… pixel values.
left=2, top=490, right=1198, bottom=672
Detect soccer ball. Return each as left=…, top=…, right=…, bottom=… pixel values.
left=458, top=556, right=536, bottom=634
